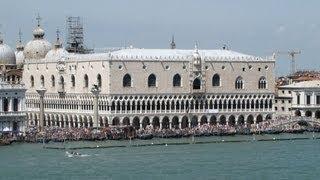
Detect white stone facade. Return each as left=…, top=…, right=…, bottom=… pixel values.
left=0, top=81, right=26, bottom=132
left=276, top=80, right=320, bottom=118
left=23, top=46, right=275, bottom=129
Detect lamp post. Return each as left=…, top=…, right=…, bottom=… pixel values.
left=36, top=87, right=46, bottom=132
left=91, top=84, right=101, bottom=129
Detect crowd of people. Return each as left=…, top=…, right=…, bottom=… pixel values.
left=18, top=116, right=319, bottom=143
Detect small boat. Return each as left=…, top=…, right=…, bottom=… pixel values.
left=66, top=151, right=83, bottom=158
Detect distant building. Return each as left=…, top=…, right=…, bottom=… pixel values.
left=275, top=80, right=320, bottom=119
left=0, top=33, right=26, bottom=133
left=22, top=19, right=276, bottom=130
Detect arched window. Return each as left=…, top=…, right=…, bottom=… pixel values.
left=123, top=74, right=132, bottom=87
left=84, top=74, right=89, bottom=88
left=235, top=76, right=243, bottom=89
left=97, top=74, right=102, bottom=88
left=148, top=74, right=156, bottom=87
left=30, top=76, right=34, bottom=87
left=173, top=74, right=181, bottom=87
left=71, top=75, right=75, bottom=87
left=40, top=75, right=45, bottom=87
left=51, top=75, right=55, bottom=87
left=258, top=76, right=267, bottom=89
left=212, top=74, right=220, bottom=86
left=59, top=76, right=65, bottom=90
left=193, top=78, right=201, bottom=89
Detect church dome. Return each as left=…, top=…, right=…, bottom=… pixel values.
left=15, top=32, right=25, bottom=65
left=24, top=39, right=52, bottom=60
left=24, top=23, right=52, bottom=60
left=45, top=47, right=68, bottom=60
left=45, top=29, right=68, bottom=61
left=0, top=39, right=16, bottom=65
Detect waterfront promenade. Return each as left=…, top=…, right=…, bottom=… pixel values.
left=1, top=116, right=315, bottom=143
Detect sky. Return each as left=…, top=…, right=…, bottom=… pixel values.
left=0, top=0, right=319, bottom=76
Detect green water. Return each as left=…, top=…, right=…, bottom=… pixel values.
left=1, top=133, right=320, bottom=180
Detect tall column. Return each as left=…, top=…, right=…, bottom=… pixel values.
left=8, top=98, right=13, bottom=112
left=0, top=98, right=3, bottom=112
left=36, top=88, right=46, bottom=131
left=91, top=85, right=101, bottom=129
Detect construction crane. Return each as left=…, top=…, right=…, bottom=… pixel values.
left=276, top=50, right=301, bottom=75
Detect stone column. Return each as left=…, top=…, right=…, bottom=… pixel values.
left=18, top=99, right=21, bottom=111
left=0, top=98, right=3, bottom=112
left=91, top=85, right=101, bottom=129
left=8, top=98, right=13, bottom=112
left=36, top=88, right=46, bottom=131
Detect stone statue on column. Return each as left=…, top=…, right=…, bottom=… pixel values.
left=91, top=84, right=100, bottom=129
left=36, top=87, right=46, bottom=131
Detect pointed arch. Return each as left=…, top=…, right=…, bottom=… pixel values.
left=209, top=115, right=217, bottom=125
left=97, top=74, right=102, bottom=88
left=122, top=117, right=130, bottom=126
left=152, top=116, right=160, bottom=129
left=238, top=115, right=245, bottom=125
left=235, top=76, right=243, bottom=89
left=51, top=75, right=55, bottom=87
left=212, top=74, right=220, bottom=86
left=173, top=74, right=181, bottom=87
left=59, top=76, right=65, bottom=91
left=193, top=78, right=201, bottom=89
left=219, top=115, right=226, bottom=125
left=142, top=116, right=150, bottom=129
left=30, top=75, right=34, bottom=87
left=256, top=114, right=263, bottom=123
left=181, top=116, right=189, bottom=129
left=228, top=115, right=236, bottom=126
left=40, top=75, right=45, bottom=87
left=148, top=74, right=156, bottom=87
left=71, top=74, right=75, bottom=87
left=258, top=76, right=267, bottom=89
left=84, top=74, right=89, bottom=88
left=123, top=74, right=132, bottom=87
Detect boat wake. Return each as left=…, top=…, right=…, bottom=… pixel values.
left=65, top=151, right=90, bottom=158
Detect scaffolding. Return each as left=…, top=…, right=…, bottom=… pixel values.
left=65, top=16, right=93, bottom=54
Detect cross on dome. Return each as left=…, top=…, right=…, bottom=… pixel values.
left=56, top=28, right=60, bottom=40
left=36, top=13, right=42, bottom=27
left=194, top=41, right=199, bottom=52
left=16, top=28, right=24, bottom=51
left=32, top=14, right=45, bottom=39
left=54, top=28, right=62, bottom=48
left=18, top=29, right=22, bottom=43
left=170, top=35, right=176, bottom=49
